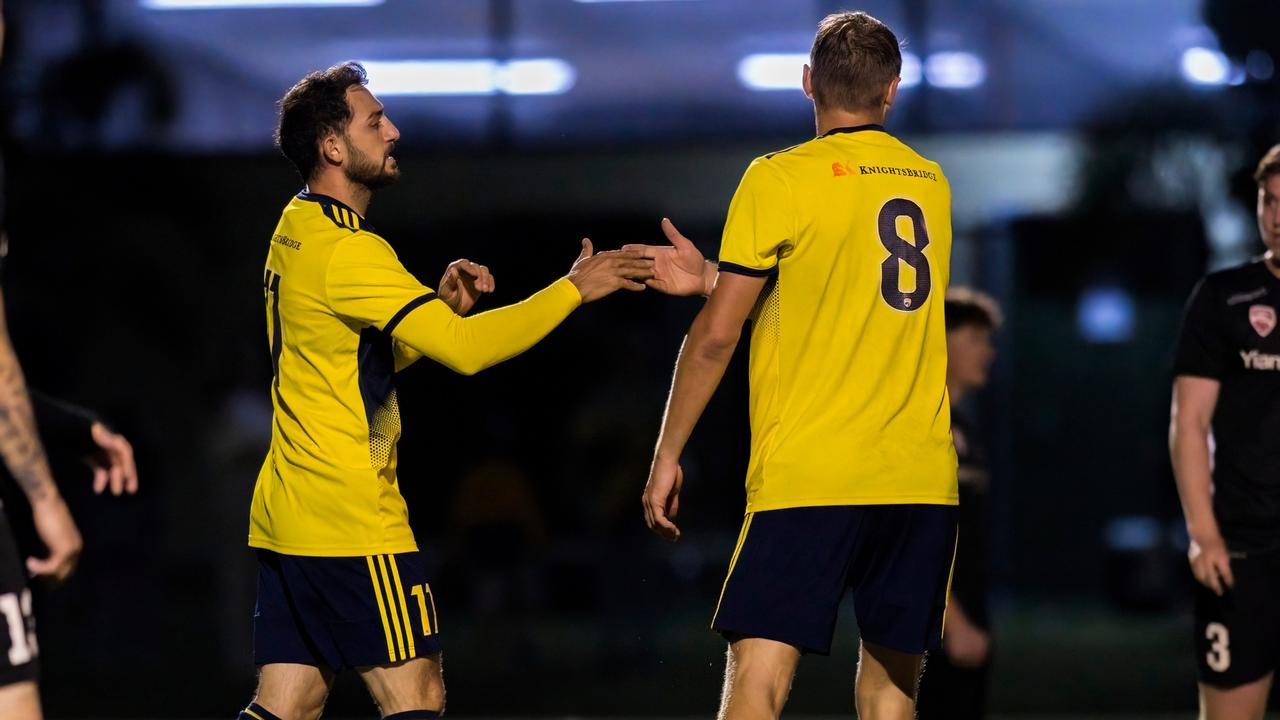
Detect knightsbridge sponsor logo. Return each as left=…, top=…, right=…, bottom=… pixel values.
left=831, top=162, right=938, bottom=181
left=1227, top=287, right=1267, bottom=305
left=1240, top=349, right=1280, bottom=370
left=272, top=234, right=302, bottom=250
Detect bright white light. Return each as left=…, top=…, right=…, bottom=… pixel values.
left=360, top=59, right=576, bottom=97
left=142, top=0, right=382, bottom=8
left=737, top=54, right=807, bottom=91
left=924, top=51, right=986, bottom=89
left=1181, top=47, right=1231, bottom=85
left=900, top=52, right=922, bottom=88
left=499, top=59, right=577, bottom=95
left=363, top=61, right=499, bottom=96
left=1077, top=286, right=1135, bottom=343
left=575, top=0, right=700, bottom=3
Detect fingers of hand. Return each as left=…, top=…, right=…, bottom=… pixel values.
left=1217, top=556, right=1235, bottom=589
left=93, top=467, right=108, bottom=495
left=577, top=238, right=594, bottom=261
left=621, top=243, right=660, bottom=258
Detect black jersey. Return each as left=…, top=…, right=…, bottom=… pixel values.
left=950, top=409, right=990, bottom=629
left=1174, top=258, right=1280, bottom=554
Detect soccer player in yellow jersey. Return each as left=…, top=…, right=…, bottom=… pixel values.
left=634, top=12, right=956, bottom=720
left=239, top=63, right=653, bottom=720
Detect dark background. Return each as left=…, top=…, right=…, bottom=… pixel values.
left=2, top=0, right=1280, bottom=716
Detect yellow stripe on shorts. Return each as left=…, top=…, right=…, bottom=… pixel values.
left=376, top=555, right=407, bottom=660
left=712, top=512, right=754, bottom=626
left=366, top=556, right=397, bottom=663
left=940, top=527, right=959, bottom=638
left=388, top=555, right=417, bottom=658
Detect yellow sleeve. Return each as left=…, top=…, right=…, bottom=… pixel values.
left=388, top=278, right=582, bottom=376
left=717, top=157, right=793, bottom=276
left=325, top=232, right=435, bottom=329
left=393, top=340, right=424, bottom=372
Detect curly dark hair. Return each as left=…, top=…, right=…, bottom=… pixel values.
left=275, top=61, right=368, bottom=182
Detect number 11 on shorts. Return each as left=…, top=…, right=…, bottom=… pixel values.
left=410, top=583, right=439, bottom=637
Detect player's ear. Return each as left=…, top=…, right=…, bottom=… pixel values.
left=884, top=76, right=901, bottom=113
left=802, top=64, right=814, bottom=100
left=322, top=132, right=343, bottom=166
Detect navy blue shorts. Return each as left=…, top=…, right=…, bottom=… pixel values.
left=712, top=504, right=958, bottom=656
left=254, top=550, right=441, bottom=672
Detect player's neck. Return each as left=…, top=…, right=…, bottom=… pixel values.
left=814, top=109, right=887, bottom=137
left=306, top=176, right=372, bottom=217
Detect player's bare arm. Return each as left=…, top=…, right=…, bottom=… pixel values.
left=0, top=291, right=81, bottom=583
left=622, top=218, right=717, bottom=297
left=644, top=271, right=766, bottom=541
left=1170, top=375, right=1233, bottom=597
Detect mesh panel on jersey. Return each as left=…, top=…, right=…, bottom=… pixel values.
left=757, top=276, right=781, bottom=344
left=369, top=388, right=401, bottom=469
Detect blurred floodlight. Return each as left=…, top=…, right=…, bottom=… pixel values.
left=361, top=60, right=575, bottom=96
left=499, top=59, right=577, bottom=95
left=900, top=52, right=922, bottom=88
left=924, top=52, right=986, bottom=89
left=1077, top=286, right=1135, bottom=343
left=737, top=54, right=806, bottom=91
left=363, top=61, right=499, bottom=96
left=1181, top=47, right=1231, bottom=85
left=575, top=0, right=700, bottom=3
left=737, top=52, right=920, bottom=92
left=142, top=0, right=382, bottom=8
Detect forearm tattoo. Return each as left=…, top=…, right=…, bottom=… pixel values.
left=0, top=334, right=55, bottom=502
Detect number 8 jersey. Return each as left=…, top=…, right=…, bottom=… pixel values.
left=717, top=124, right=957, bottom=512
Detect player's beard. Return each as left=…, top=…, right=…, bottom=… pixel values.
left=343, top=139, right=399, bottom=190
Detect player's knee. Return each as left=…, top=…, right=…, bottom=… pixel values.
left=725, top=642, right=796, bottom=713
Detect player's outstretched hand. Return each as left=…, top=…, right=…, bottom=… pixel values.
left=566, top=239, right=654, bottom=303
left=28, top=494, right=82, bottom=584
left=438, top=259, right=495, bottom=316
left=89, top=422, right=138, bottom=496
left=622, top=218, right=714, bottom=297
left=1189, top=534, right=1235, bottom=596
left=643, top=455, right=683, bottom=542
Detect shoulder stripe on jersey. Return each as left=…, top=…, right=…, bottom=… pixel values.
left=765, top=143, right=803, bottom=159
left=719, top=261, right=778, bottom=278
left=384, top=292, right=440, bottom=335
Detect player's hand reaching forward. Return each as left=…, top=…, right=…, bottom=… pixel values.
left=622, top=218, right=716, bottom=297
left=643, top=454, right=683, bottom=542
left=28, top=493, right=82, bottom=583
left=438, top=259, right=495, bottom=316
left=89, top=421, right=138, bottom=496
left=1189, top=533, right=1235, bottom=597
left=565, top=239, right=654, bottom=302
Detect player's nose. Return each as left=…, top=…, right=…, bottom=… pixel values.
left=384, top=117, right=401, bottom=143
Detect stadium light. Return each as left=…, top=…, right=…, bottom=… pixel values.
left=736, top=52, right=922, bottom=92
left=923, top=51, right=986, bottom=89
left=1180, top=47, right=1231, bottom=85
left=142, top=0, right=383, bottom=8
left=1077, top=285, right=1135, bottom=343
left=360, top=59, right=576, bottom=97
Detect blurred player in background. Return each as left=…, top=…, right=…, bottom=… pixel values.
left=0, top=4, right=138, bottom=718
left=1171, top=144, right=1280, bottom=720
left=240, top=62, right=652, bottom=720
left=915, top=288, right=1001, bottom=720
left=636, top=11, right=956, bottom=720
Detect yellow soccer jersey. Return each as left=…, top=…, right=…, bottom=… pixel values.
left=250, top=191, right=581, bottom=556
left=718, top=125, right=957, bottom=512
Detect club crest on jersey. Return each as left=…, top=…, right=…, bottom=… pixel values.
left=1249, top=304, right=1276, bottom=338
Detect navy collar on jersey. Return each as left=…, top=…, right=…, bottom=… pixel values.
left=296, top=190, right=374, bottom=231
left=819, top=124, right=886, bottom=138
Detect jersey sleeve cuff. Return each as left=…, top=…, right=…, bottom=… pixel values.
left=718, top=261, right=778, bottom=278
left=551, top=276, right=583, bottom=308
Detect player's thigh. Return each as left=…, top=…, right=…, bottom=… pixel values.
left=358, top=654, right=445, bottom=715
left=848, top=504, right=957, bottom=656
left=1199, top=673, right=1272, bottom=720
left=1194, top=553, right=1280, bottom=690
left=713, top=508, right=862, bottom=655
left=0, top=681, right=41, bottom=720
left=254, top=662, right=334, bottom=719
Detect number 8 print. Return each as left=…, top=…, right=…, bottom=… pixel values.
left=877, top=198, right=931, bottom=311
